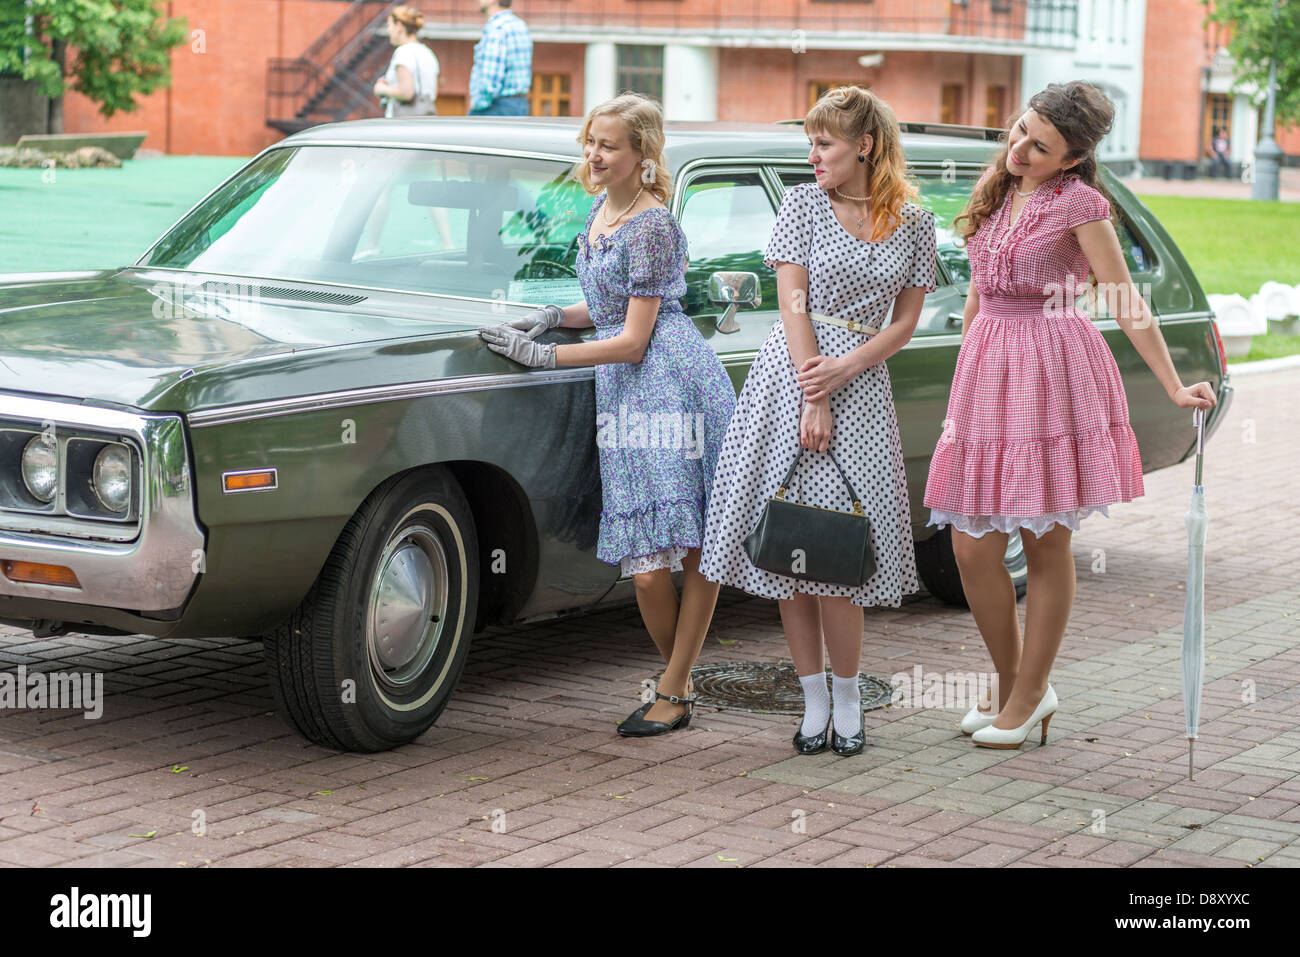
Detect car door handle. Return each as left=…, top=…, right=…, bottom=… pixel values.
left=946, top=312, right=964, bottom=328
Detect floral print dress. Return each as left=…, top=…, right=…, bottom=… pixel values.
left=577, top=193, right=737, bottom=575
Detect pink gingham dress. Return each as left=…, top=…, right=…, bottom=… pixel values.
left=923, top=168, right=1144, bottom=538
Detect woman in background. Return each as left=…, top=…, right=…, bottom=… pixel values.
left=374, top=5, right=439, bottom=117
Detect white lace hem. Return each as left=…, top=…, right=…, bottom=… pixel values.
left=620, top=546, right=688, bottom=577
left=926, top=506, right=1110, bottom=539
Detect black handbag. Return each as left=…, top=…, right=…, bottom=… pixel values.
left=743, top=447, right=876, bottom=588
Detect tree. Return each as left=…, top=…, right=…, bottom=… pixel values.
left=0, top=0, right=188, bottom=124
left=1203, top=0, right=1300, bottom=128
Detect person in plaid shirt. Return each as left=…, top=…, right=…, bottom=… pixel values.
left=469, top=1, right=532, bottom=116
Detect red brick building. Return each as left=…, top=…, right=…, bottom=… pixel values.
left=1140, top=0, right=1300, bottom=176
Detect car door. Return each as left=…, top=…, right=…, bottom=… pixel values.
left=672, top=166, right=784, bottom=391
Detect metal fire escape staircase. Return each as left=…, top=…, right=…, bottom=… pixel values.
left=266, top=1, right=398, bottom=134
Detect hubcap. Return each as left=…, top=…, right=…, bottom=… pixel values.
left=367, top=524, right=449, bottom=689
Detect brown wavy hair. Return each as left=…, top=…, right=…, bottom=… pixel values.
left=805, top=85, right=917, bottom=242
left=389, top=5, right=424, bottom=35
left=954, top=81, right=1117, bottom=242
left=574, top=92, right=673, bottom=203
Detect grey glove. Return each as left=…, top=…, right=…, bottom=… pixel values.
left=480, top=325, right=557, bottom=369
left=496, top=303, right=565, bottom=339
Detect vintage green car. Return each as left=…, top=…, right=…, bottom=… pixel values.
left=0, top=117, right=1232, bottom=751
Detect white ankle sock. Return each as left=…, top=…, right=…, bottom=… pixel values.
left=798, top=672, right=830, bottom=736
left=832, top=673, right=862, bottom=736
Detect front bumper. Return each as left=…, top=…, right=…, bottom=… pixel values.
left=0, top=393, right=204, bottom=616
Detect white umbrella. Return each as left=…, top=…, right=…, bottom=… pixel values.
left=1181, top=408, right=1208, bottom=779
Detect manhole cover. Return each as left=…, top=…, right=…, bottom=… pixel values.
left=686, top=662, right=894, bottom=714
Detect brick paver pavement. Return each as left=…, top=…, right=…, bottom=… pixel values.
left=1, top=370, right=1296, bottom=867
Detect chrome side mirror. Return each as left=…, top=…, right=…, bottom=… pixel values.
left=708, top=271, right=761, bottom=334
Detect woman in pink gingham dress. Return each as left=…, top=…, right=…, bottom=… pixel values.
left=924, top=82, right=1217, bottom=750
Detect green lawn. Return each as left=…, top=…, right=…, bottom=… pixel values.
left=0, top=156, right=247, bottom=273
left=1130, top=194, right=1300, bottom=362
left=1132, top=194, right=1300, bottom=298
left=1240, top=331, right=1300, bottom=362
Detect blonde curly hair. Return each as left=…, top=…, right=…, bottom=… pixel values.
left=574, top=92, right=673, bottom=203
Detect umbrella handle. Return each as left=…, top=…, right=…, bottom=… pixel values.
left=1193, top=407, right=1205, bottom=489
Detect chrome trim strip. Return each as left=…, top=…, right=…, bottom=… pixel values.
left=0, top=393, right=204, bottom=612
left=222, top=467, right=279, bottom=493
left=1152, top=311, right=1215, bottom=323
left=186, top=309, right=1216, bottom=429
left=126, top=266, right=557, bottom=313
left=188, top=368, right=597, bottom=427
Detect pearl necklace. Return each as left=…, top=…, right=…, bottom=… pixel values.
left=602, top=186, right=644, bottom=226
left=995, top=172, right=1065, bottom=253
left=832, top=186, right=870, bottom=230
left=1014, top=171, right=1065, bottom=197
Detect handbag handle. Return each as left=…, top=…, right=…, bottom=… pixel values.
left=775, top=447, right=864, bottom=516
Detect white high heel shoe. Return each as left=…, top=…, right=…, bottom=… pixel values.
left=959, top=705, right=998, bottom=735
left=970, top=684, right=1057, bottom=749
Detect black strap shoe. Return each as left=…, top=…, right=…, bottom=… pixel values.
left=617, top=691, right=694, bottom=737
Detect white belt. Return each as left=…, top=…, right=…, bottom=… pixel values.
left=810, top=312, right=881, bottom=335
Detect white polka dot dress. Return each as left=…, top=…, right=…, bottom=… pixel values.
left=698, top=182, right=937, bottom=607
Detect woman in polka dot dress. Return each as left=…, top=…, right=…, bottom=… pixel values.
left=924, top=82, right=1217, bottom=750
left=699, top=86, right=936, bottom=756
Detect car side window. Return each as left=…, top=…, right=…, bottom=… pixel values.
left=778, top=168, right=966, bottom=289
left=907, top=172, right=979, bottom=291
left=677, top=172, right=778, bottom=316
left=1115, top=217, right=1151, bottom=273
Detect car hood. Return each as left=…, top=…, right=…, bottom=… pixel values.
left=0, top=269, right=526, bottom=413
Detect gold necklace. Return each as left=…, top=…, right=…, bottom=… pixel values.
left=602, top=186, right=645, bottom=227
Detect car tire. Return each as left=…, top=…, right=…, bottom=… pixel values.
left=263, top=467, right=479, bottom=752
left=914, top=526, right=1028, bottom=607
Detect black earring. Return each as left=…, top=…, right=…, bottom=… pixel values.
left=858, top=154, right=866, bottom=163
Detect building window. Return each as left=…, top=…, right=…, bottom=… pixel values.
left=616, top=45, right=663, bottom=103
left=985, top=85, right=1007, bottom=129
left=531, top=73, right=571, bottom=117
left=941, top=84, right=964, bottom=125
left=808, top=82, right=866, bottom=110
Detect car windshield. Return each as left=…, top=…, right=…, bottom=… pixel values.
left=140, top=145, right=595, bottom=304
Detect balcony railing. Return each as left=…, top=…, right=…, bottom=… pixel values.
left=411, top=0, right=1079, bottom=50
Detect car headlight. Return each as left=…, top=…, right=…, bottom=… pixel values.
left=21, top=436, right=57, bottom=503
left=91, top=444, right=132, bottom=513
